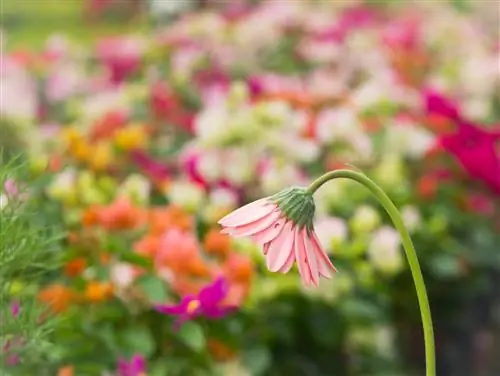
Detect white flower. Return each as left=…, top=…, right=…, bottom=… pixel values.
left=316, top=107, right=361, bottom=145
left=401, top=206, right=422, bottom=233
left=350, top=205, right=381, bottom=234
left=314, top=216, right=348, bottom=252
left=385, top=118, right=435, bottom=159
left=118, top=174, right=151, bottom=205
left=209, top=187, right=238, bottom=209
left=81, top=88, right=129, bottom=121
left=196, top=150, right=222, bottom=184
left=167, top=180, right=205, bottom=212
left=0, top=57, right=38, bottom=121
left=110, top=263, right=136, bottom=289
left=260, top=161, right=305, bottom=195
left=367, top=226, right=403, bottom=275
left=222, top=148, right=255, bottom=185
left=194, top=104, right=229, bottom=145
left=46, top=168, right=77, bottom=201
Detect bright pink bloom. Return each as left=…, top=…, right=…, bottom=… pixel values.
left=218, top=192, right=336, bottom=287
left=96, top=37, right=143, bottom=84
left=129, top=150, right=170, bottom=183
left=155, top=277, right=236, bottom=330
left=117, top=354, right=146, bottom=376
left=424, top=90, right=500, bottom=194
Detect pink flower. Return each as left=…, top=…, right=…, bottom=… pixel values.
left=155, top=277, right=236, bottom=330
left=218, top=188, right=336, bottom=287
left=96, top=37, right=144, bottom=84
left=129, top=150, right=170, bottom=183
left=424, top=90, right=500, bottom=194
left=10, top=301, right=20, bottom=318
left=117, top=354, right=146, bottom=376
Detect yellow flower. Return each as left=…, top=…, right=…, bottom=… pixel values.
left=114, top=125, right=148, bottom=151
left=61, top=127, right=84, bottom=147
left=88, top=142, right=113, bottom=172
left=71, top=141, right=92, bottom=162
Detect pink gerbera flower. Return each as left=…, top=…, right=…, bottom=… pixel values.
left=218, top=187, right=337, bottom=287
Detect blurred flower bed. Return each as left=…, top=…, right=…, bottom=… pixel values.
left=1, top=1, right=499, bottom=375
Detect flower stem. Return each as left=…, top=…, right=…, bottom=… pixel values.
left=307, top=169, right=435, bottom=376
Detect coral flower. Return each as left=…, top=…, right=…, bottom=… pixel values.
left=155, top=277, right=236, bottom=330
left=218, top=187, right=336, bottom=287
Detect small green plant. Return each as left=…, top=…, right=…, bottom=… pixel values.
left=0, top=154, right=63, bottom=374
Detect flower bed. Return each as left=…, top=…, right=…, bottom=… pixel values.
left=1, top=1, right=499, bottom=375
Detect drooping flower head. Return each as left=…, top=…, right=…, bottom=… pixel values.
left=155, top=277, right=236, bottom=330
left=116, top=354, right=146, bottom=376
left=218, top=187, right=336, bottom=287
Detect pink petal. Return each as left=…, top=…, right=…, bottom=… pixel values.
left=310, top=231, right=337, bottom=277
left=218, top=198, right=275, bottom=227
left=221, top=209, right=282, bottom=237
left=301, top=230, right=319, bottom=287
left=265, top=221, right=295, bottom=272
left=251, top=216, right=287, bottom=245
left=294, top=227, right=311, bottom=286
left=277, top=244, right=296, bottom=273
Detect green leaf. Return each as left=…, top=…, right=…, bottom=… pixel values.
left=121, top=325, right=156, bottom=357
left=429, top=254, right=462, bottom=279
left=242, top=346, right=271, bottom=376
left=177, top=321, right=206, bottom=352
left=136, top=274, right=168, bottom=303
left=120, top=251, right=152, bottom=268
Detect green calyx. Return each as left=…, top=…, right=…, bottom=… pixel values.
left=270, top=187, right=316, bottom=232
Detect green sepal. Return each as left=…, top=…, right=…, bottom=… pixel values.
left=270, top=187, right=316, bottom=232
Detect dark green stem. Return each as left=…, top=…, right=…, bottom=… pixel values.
left=307, top=169, right=435, bottom=376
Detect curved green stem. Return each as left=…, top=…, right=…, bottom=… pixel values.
left=307, top=169, right=435, bottom=376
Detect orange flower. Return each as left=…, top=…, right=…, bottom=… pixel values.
left=207, top=339, right=236, bottom=361
left=84, top=281, right=114, bottom=302
left=64, top=258, right=87, bottom=277
left=96, top=198, right=145, bottom=231
left=134, top=235, right=161, bottom=258
left=99, top=252, right=111, bottom=265
left=203, top=229, right=231, bottom=258
left=57, top=366, right=74, bottom=376
left=148, top=205, right=192, bottom=235
left=155, top=228, right=212, bottom=277
left=38, top=284, right=76, bottom=313
left=89, top=111, right=126, bottom=142
left=223, top=254, right=254, bottom=284
left=82, top=206, right=101, bottom=227
left=417, top=174, right=438, bottom=199
left=48, top=154, right=63, bottom=172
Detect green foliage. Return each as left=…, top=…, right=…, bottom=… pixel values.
left=0, top=154, right=63, bottom=374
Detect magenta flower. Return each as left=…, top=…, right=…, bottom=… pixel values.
left=96, top=37, right=143, bottom=84
left=424, top=90, right=500, bottom=194
left=10, top=301, right=20, bottom=318
left=218, top=188, right=336, bottom=287
left=129, top=150, right=170, bottom=182
left=155, top=277, right=236, bottom=330
left=117, top=354, right=146, bottom=376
